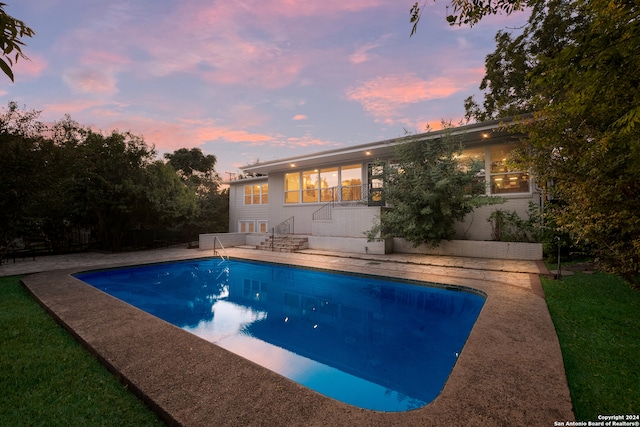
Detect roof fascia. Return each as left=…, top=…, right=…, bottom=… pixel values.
left=240, top=116, right=526, bottom=175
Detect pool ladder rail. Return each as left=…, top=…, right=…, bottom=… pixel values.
left=212, top=236, right=229, bottom=264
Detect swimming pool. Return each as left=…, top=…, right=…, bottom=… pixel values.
left=75, top=258, right=485, bottom=412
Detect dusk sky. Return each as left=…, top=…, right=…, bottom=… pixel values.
left=2, top=1, right=528, bottom=178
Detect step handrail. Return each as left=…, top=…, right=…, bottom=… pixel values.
left=270, top=216, right=294, bottom=251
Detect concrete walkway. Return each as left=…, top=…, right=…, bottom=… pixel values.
left=1, top=246, right=547, bottom=278
left=16, top=247, right=574, bottom=426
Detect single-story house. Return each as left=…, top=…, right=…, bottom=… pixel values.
left=211, top=117, right=543, bottom=260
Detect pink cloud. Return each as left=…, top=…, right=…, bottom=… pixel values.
left=292, top=114, right=308, bottom=121
left=44, top=99, right=112, bottom=115
left=282, top=134, right=339, bottom=148
left=63, top=68, right=118, bottom=95
left=348, top=34, right=393, bottom=65
left=253, top=0, right=388, bottom=18
left=346, top=73, right=461, bottom=123
left=97, top=116, right=279, bottom=152
left=80, top=50, right=130, bottom=67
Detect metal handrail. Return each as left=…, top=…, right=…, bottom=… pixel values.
left=213, top=236, right=229, bottom=262
left=312, top=201, right=334, bottom=220
left=270, top=216, right=294, bottom=251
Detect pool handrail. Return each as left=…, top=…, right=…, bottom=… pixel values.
left=212, top=236, right=229, bottom=263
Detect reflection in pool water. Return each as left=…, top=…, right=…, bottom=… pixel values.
left=76, top=259, right=485, bottom=412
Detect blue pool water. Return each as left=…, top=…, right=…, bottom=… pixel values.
left=75, top=258, right=485, bottom=412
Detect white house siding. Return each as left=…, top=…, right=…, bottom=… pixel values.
left=455, top=194, right=541, bottom=241
left=228, top=178, right=269, bottom=233
left=266, top=172, right=328, bottom=235
left=311, top=205, right=381, bottom=238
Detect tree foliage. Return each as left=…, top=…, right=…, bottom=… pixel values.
left=0, top=102, right=228, bottom=256
left=410, top=0, right=528, bottom=33
left=0, top=3, right=35, bottom=82
left=463, top=0, right=640, bottom=277
left=368, top=126, right=503, bottom=246
left=164, top=147, right=227, bottom=240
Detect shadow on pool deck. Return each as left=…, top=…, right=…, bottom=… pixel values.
left=17, top=247, right=574, bottom=426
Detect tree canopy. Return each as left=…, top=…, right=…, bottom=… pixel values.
left=0, top=102, right=227, bottom=256
left=0, top=3, right=35, bottom=81
left=459, top=0, right=640, bottom=277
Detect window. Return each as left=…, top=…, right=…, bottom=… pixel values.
left=489, top=144, right=529, bottom=194
left=284, top=173, right=300, bottom=204
left=341, top=164, right=362, bottom=201
left=302, top=170, right=317, bottom=203
left=243, top=184, right=268, bottom=205
left=257, top=220, right=268, bottom=233
left=368, top=164, right=384, bottom=205
left=459, top=144, right=530, bottom=195
left=458, top=147, right=486, bottom=195
left=285, top=165, right=362, bottom=204
left=320, top=167, right=338, bottom=202
left=239, top=221, right=255, bottom=233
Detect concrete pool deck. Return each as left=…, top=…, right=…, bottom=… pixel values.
left=12, top=247, right=574, bottom=426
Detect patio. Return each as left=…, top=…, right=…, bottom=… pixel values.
left=13, top=247, right=574, bottom=426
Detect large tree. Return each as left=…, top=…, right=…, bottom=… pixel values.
left=0, top=103, right=47, bottom=258
left=70, top=130, right=157, bottom=251
left=165, top=147, right=228, bottom=239
left=0, top=3, right=35, bottom=81
left=460, top=0, right=640, bottom=277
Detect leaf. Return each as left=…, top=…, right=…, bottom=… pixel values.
left=0, top=58, right=14, bottom=82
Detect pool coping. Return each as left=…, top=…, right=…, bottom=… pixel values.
left=21, top=248, right=575, bottom=426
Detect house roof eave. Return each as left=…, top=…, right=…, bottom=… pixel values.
left=240, top=115, right=529, bottom=175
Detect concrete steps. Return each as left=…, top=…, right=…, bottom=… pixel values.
left=256, top=236, right=309, bottom=253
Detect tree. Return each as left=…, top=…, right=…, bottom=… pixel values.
left=463, top=0, right=640, bottom=277
left=165, top=147, right=228, bottom=239
left=164, top=147, right=217, bottom=181
left=367, top=125, right=502, bottom=246
left=1, top=3, right=35, bottom=81
left=143, top=160, right=197, bottom=231
left=72, top=130, right=157, bottom=251
left=0, top=101, right=226, bottom=256
left=0, top=103, right=46, bottom=258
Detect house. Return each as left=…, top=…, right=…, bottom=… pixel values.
left=211, top=117, right=543, bottom=260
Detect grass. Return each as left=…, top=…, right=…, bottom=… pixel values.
left=0, top=276, right=165, bottom=427
left=542, top=271, right=640, bottom=420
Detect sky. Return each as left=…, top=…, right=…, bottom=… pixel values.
left=2, top=1, right=528, bottom=179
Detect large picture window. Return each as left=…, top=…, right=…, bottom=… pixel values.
left=285, top=165, right=362, bottom=204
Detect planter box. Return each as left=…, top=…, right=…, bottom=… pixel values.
left=392, top=238, right=543, bottom=261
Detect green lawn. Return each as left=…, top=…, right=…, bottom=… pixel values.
left=0, top=276, right=164, bottom=427
left=542, top=272, right=640, bottom=420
